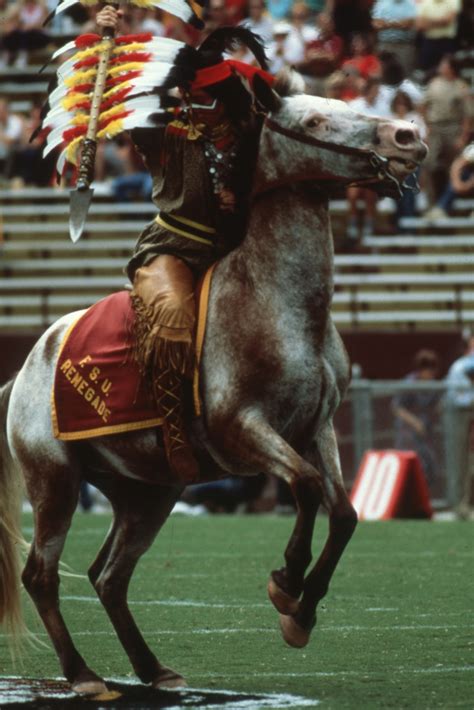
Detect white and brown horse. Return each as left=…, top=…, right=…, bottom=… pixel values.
left=0, top=75, right=426, bottom=694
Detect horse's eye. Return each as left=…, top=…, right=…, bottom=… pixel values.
left=306, top=118, right=319, bottom=129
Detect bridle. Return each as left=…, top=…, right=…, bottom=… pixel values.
left=260, top=117, right=409, bottom=197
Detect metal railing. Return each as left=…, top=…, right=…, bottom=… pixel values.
left=336, top=378, right=474, bottom=510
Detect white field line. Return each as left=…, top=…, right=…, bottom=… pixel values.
left=2, top=623, right=472, bottom=639
left=193, top=666, right=474, bottom=679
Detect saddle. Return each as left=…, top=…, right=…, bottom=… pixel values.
left=52, top=267, right=214, bottom=441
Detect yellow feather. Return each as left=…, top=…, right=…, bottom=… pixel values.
left=61, top=93, right=90, bottom=111
left=108, top=62, right=146, bottom=76
left=129, top=0, right=154, bottom=7
left=99, top=103, right=126, bottom=123
left=65, top=68, right=97, bottom=87
left=74, top=41, right=108, bottom=63
left=66, top=135, right=84, bottom=166
left=97, top=119, right=125, bottom=138
left=71, top=114, right=89, bottom=125
left=113, top=42, right=146, bottom=54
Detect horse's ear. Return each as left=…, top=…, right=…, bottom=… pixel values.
left=253, top=74, right=282, bottom=114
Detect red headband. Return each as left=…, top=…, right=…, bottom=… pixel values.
left=191, top=59, right=274, bottom=91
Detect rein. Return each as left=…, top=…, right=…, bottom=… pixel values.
left=257, top=117, right=404, bottom=198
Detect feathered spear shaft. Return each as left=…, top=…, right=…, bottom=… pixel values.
left=69, top=17, right=116, bottom=242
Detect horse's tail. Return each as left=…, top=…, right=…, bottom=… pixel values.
left=0, top=378, right=27, bottom=649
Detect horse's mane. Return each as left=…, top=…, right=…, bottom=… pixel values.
left=273, top=69, right=306, bottom=98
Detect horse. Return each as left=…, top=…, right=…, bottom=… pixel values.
left=0, top=73, right=427, bottom=695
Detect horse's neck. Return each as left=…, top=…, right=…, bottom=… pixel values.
left=239, top=186, right=334, bottom=299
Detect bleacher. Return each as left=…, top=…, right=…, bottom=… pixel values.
left=1, top=44, right=474, bottom=334
left=1, top=187, right=473, bottom=332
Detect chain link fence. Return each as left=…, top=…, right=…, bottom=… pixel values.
left=335, top=378, right=474, bottom=511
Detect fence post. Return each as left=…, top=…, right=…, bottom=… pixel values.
left=351, top=368, right=373, bottom=473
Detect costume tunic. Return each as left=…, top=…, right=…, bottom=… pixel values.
left=127, top=118, right=245, bottom=281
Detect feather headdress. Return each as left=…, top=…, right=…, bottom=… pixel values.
left=37, top=25, right=273, bottom=179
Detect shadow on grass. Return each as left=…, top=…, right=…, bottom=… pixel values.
left=0, top=677, right=316, bottom=708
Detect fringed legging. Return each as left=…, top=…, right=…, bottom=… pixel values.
left=131, top=254, right=196, bottom=379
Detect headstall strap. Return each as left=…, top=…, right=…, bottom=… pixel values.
left=263, top=117, right=401, bottom=194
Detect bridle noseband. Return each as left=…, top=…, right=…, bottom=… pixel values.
left=263, top=117, right=407, bottom=197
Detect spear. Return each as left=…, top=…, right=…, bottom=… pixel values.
left=69, top=5, right=117, bottom=242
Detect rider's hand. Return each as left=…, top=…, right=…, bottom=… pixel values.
left=96, top=5, right=122, bottom=30
left=218, top=189, right=236, bottom=212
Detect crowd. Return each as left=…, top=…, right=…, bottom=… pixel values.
left=0, top=0, right=473, bottom=236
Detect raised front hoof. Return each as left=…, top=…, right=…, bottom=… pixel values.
left=152, top=667, right=187, bottom=689
left=279, top=613, right=311, bottom=648
left=268, top=577, right=299, bottom=615
left=72, top=679, right=109, bottom=696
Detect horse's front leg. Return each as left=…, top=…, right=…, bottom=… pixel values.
left=268, top=478, right=322, bottom=615
left=279, top=423, right=357, bottom=648
left=208, top=408, right=325, bottom=605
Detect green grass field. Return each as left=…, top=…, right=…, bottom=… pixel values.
left=1, top=514, right=473, bottom=709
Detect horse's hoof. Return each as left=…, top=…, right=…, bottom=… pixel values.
left=72, top=680, right=109, bottom=695
left=279, top=613, right=310, bottom=648
left=268, top=577, right=299, bottom=615
left=152, top=667, right=187, bottom=689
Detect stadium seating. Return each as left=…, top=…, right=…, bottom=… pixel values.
left=1, top=187, right=473, bottom=332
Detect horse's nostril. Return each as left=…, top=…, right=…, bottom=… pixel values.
left=395, top=128, right=415, bottom=146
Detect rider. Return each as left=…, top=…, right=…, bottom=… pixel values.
left=96, top=6, right=271, bottom=482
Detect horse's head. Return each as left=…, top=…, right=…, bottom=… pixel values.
left=253, top=72, right=427, bottom=198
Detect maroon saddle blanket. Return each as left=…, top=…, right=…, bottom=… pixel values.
left=52, top=291, right=163, bottom=441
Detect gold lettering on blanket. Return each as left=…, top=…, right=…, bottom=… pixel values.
left=59, top=355, right=112, bottom=423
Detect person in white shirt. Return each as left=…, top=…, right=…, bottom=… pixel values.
left=372, top=0, right=417, bottom=75
left=284, top=2, right=318, bottom=68
left=444, top=335, right=474, bottom=517
left=240, top=0, right=274, bottom=47
left=416, top=0, right=461, bottom=70
left=346, top=77, right=392, bottom=244
left=0, top=99, right=23, bottom=178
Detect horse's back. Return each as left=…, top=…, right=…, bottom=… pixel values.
left=7, top=310, right=86, bottom=460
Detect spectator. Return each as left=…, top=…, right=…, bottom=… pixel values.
left=420, top=54, right=471, bottom=212
left=330, top=0, right=373, bottom=53
left=392, top=349, right=441, bottom=486
left=266, top=0, right=292, bottom=21
left=8, top=99, right=55, bottom=186
left=0, top=99, right=23, bottom=183
left=415, top=0, right=461, bottom=72
left=341, top=33, right=381, bottom=81
left=266, top=20, right=293, bottom=74
left=1, top=0, right=49, bottom=67
left=340, top=64, right=364, bottom=101
left=324, top=69, right=346, bottom=99
left=348, top=75, right=391, bottom=117
left=425, top=142, right=474, bottom=220
left=390, top=90, right=427, bottom=225
left=345, top=77, right=392, bottom=243
left=379, top=51, right=424, bottom=109
left=300, top=11, right=343, bottom=95
left=444, top=335, right=474, bottom=517
left=112, top=139, right=153, bottom=202
left=240, top=0, right=274, bottom=46
left=283, top=2, right=318, bottom=68
left=372, top=0, right=417, bottom=76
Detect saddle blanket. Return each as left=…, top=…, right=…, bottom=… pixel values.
left=52, top=265, right=216, bottom=441
left=52, top=291, right=164, bottom=441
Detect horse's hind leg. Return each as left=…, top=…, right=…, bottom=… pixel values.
left=21, top=464, right=107, bottom=695
left=88, top=476, right=184, bottom=688
left=279, top=423, right=357, bottom=648
left=268, top=478, right=322, bottom=615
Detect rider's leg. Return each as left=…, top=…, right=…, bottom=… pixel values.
left=131, top=254, right=199, bottom=482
